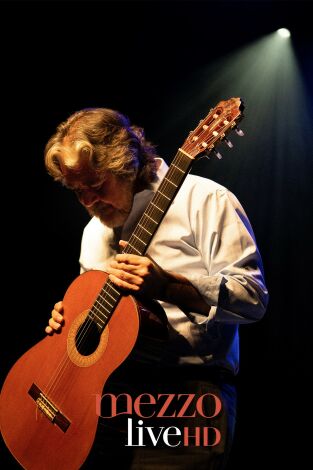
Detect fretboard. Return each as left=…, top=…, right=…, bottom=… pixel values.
left=89, top=149, right=194, bottom=332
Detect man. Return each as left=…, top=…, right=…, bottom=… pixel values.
left=44, top=107, right=268, bottom=469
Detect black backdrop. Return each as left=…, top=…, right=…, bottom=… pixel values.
left=1, top=1, right=312, bottom=469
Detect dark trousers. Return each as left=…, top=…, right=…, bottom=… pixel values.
left=82, top=365, right=237, bottom=470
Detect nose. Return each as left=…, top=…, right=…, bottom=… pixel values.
left=77, top=189, right=101, bottom=207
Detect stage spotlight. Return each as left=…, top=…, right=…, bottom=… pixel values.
left=277, top=28, right=291, bottom=38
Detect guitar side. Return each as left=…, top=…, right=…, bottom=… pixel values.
left=0, top=270, right=140, bottom=470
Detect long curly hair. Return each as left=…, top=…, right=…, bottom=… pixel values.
left=44, top=108, right=159, bottom=189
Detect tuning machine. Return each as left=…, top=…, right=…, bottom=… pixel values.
left=234, top=126, right=244, bottom=136
left=224, top=138, right=233, bottom=148
left=211, top=149, right=222, bottom=159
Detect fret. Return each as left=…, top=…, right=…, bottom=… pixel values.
left=164, top=177, right=178, bottom=187
left=89, top=310, right=105, bottom=325
left=88, top=311, right=105, bottom=325
left=104, top=282, right=122, bottom=297
left=151, top=202, right=164, bottom=212
left=171, top=163, right=185, bottom=173
left=158, top=190, right=171, bottom=201
left=95, top=301, right=111, bottom=315
left=157, top=185, right=176, bottom=201
left=97, top=296, right=115, bottom=309
left=177, top=147, right=193, bottom=159
left=138, top=223, right=152, bottom=235
left=126, top=242, right=142, bottom=255
left=165, top=171, right=184, bottom=186
left=145, top=213, right=158, bottom=224
left=99, top=290, right=117, bottom=303
left=132, top=233, right=147, bottom=245
left=93, top=300, right=109, bottom=315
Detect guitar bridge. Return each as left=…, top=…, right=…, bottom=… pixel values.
left=36, top=394, right=58, bottom=422
left=28, top=383, right=70, bottom=432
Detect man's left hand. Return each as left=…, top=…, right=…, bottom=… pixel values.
left=107, top=240, right=169, bottom=299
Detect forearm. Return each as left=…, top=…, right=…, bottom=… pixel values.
left=160, top=271, right=211, bottom=316
left=187, top=271, right=268, bottom=323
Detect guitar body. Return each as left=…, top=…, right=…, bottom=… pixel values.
left=0, top=270, right=167, bottom=470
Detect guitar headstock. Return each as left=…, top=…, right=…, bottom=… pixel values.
left=180, top=97, right=244, bottom=159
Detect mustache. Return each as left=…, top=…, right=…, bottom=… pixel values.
left=88, top=202, right=129, bottom=217
left=92, top=202, right=114, bottom=211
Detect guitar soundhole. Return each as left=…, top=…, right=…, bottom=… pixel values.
left=75, top=320, right=101, bottom=356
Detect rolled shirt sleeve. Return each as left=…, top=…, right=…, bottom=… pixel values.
left=184, top=187, right=269, bottom=324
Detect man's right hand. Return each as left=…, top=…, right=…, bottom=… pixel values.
left=45, top=301, right=64, bottom=334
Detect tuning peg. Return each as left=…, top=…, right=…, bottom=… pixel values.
left=213, top=149, right=223, bottom=159
left=202, top=152, right=211, bottom=160
left=235, top=126, right=244, bottom=136
left=224, top=138, right=233, bottom=148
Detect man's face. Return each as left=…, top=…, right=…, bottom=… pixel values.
left=64, top=165, right=135, bottom=228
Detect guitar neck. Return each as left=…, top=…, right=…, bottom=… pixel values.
left=124, top=149, right=193, bottom=257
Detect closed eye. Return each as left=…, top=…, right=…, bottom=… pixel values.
left=67, top=179, right=107, bottom=195
left=90, top=181, right=106, bottom=191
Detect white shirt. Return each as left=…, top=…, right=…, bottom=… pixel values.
left=79, top=159, right=268, bottom=375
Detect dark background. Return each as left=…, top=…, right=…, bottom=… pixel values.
left=0, top=1, right=312, bottom=468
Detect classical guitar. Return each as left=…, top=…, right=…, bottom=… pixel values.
left=0, top=97, right=244, bottom=469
